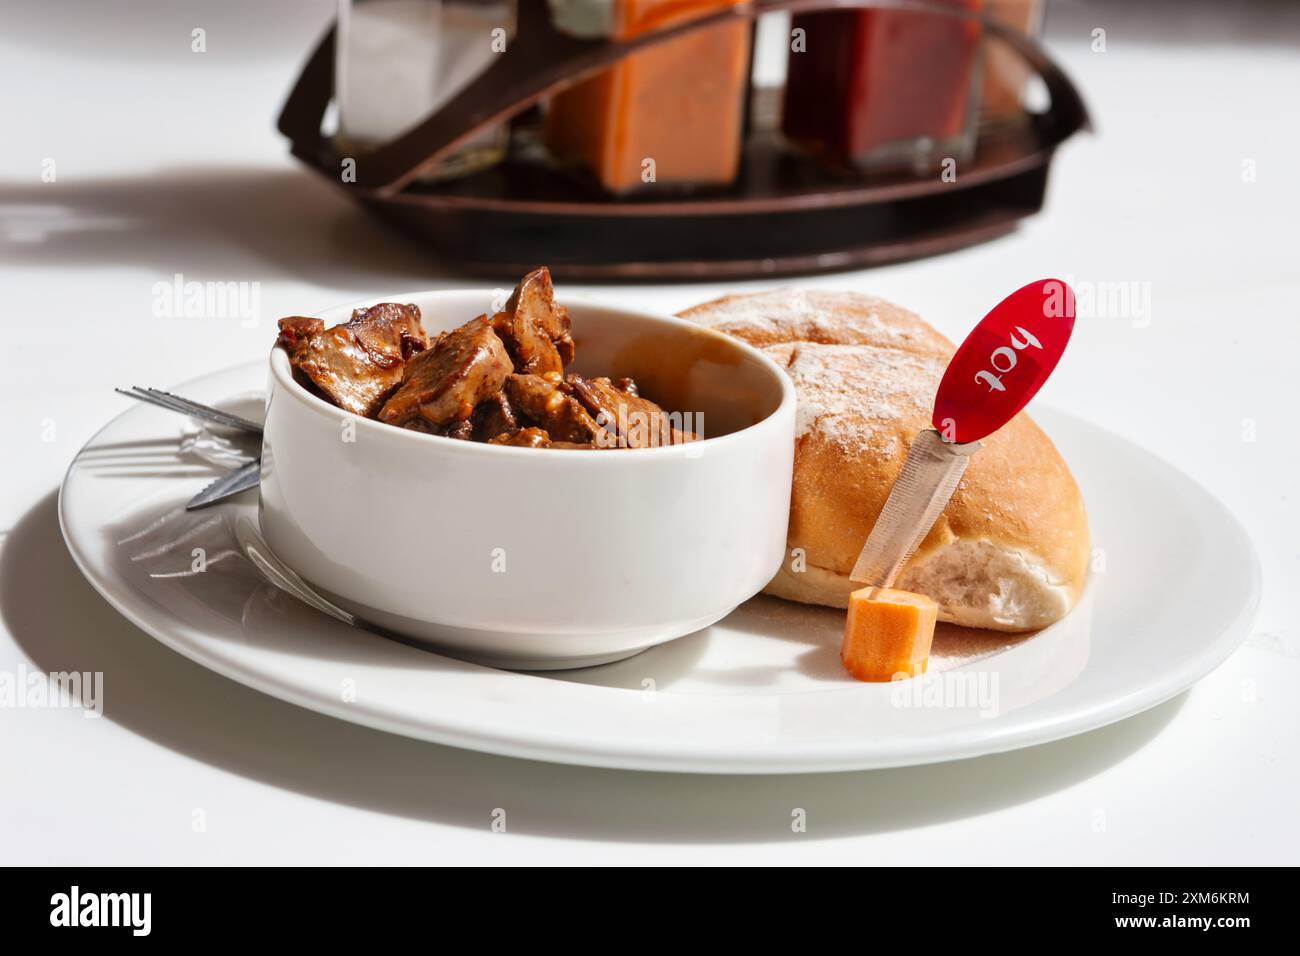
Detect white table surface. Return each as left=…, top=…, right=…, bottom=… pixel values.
left=2, top=0, right=1296, bottom=865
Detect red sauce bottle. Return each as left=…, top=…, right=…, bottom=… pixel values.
left=782, top=1, right=983, bottom=173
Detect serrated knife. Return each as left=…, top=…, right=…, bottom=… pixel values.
left=186, top=459, right=261, bottom=511
left=850, top=279, right=1078, bottom=589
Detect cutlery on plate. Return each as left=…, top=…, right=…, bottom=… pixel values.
left=115, top=386, right=264, bottom=509
left=233, top=517, right=362, bottom=628
left=186, top=459, right=261, bottom=511
left=115, top=386, right=263, bottom=434
left=115, top=396, right=360, bottom=622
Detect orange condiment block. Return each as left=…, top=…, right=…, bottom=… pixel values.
left=841, top=587, right=938, bottom=682
left=546, top=1, right=751, bottom=193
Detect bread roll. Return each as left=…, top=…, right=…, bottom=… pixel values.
left=678, top=289, right=1089, bottom=632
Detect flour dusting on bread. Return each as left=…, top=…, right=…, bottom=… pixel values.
left=679, top=288, right=953, bottom=357
left=781, top=343, right=946, bottom=457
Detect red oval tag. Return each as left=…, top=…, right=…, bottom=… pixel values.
left=931, top=279, right=1076, bottom=444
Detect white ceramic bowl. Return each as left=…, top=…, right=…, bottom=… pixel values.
left=259, top=290, right=796, bottom=669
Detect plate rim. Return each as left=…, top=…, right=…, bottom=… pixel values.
left=57, top=361, right=1262, bottom=774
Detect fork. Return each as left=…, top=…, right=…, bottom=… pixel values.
left=117, top=386, right=264, bottom=509
left=115, top=386, right=263, bottom=434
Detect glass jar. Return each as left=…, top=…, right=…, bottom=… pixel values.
left=782, top=0, right=983, bottom=174
left=545, top=1, right=753, bottom=194
left=980, top=0, right=1044, bottom=129
left=334, top=0, right=517, bottom=181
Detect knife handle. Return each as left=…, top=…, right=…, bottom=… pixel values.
left=931, top=279, right=1075, bottom=444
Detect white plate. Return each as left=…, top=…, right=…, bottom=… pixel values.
left=60, top=363, right=1261, bottom=774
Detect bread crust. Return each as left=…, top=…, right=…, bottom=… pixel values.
left=677, top=288, right=954, bottom=357
left=679, top=289, right=1089, bottom=632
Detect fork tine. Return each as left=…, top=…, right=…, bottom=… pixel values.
left=116, top=387, right=193, bottom=416
left=121, top=387, right=218, bottom=422
left=152, top=399, right=261, bottom=433
left=116, top=387, right=263, bottom=433
left=135, top=387, right=261, bottom=431
left=137, top=388, right=238, bottom=421
left=142, top=388, right=262, bottom=430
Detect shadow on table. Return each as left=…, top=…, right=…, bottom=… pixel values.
left=4, top=490, right=1183, bottom=846
left=0, top=167, right=483, bottom=291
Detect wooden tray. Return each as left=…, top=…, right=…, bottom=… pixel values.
left=278, top=0, right=1090, bottom=280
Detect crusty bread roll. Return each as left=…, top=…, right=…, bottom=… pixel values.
left=678, top=288, right=1089, bottom=632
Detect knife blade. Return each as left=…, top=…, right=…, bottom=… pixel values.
left=850, top=430, right=980, bottom=588
left=186, top=459, right=261, bottom=511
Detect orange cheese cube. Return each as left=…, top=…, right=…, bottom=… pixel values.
left=841, top=587, right=938, bottom=682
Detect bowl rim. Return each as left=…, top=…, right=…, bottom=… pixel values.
left=268, top=287, right=797, bottom=459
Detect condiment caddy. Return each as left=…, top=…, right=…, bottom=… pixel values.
left=279, top=1, right=1089, bottom=279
